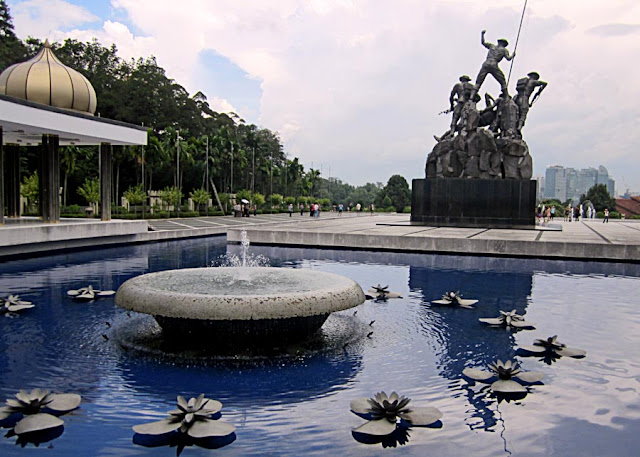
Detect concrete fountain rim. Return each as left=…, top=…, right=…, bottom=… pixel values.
left=115, top=267, right=366, bottom=320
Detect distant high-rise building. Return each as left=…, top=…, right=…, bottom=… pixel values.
left=545, top=165, right=568, bottom=201
left=543, top=165, right=615, bottom=202
left=536, top=176, right=545, bottom=201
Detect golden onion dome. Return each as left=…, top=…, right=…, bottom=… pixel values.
left=0, top=39, right=97, bottom=115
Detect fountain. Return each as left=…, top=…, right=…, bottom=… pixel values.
left=115, top=231, right=365, bottom=346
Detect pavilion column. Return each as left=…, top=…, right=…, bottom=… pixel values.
left=0, top=126, right=4, bottom=225
left=5, top=144, right=21, bottom=218
left=100, top=142, right=112, bottom=221
left=39, top=134, right=60, bottom=223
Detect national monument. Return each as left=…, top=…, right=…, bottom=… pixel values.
left=412, top=29, right=546, bottom=227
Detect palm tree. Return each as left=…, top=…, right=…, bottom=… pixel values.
left=60, top=145, right=79, bottom=206
left=306, top=168, right=321, bottom=197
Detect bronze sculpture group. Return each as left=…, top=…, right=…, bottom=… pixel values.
left=426, top=30, right=547, bottom=180
left=438, top=30, right=546, bottom=142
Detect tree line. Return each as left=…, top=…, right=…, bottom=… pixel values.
left=1, top=1, right=411, bottom=216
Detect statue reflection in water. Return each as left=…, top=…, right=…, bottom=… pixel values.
left=409, top=257, right=534, bottom=432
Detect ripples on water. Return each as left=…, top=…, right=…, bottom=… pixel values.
left=1, top=238, right=639, bottom=456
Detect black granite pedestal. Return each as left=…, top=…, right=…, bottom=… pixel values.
left=411, top=178, right=537, bottom=228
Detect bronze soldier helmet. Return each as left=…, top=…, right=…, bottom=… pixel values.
left=498, top=38, right=509, bottom=46
left=459, top=75, right=471, bottom=82
left=527, top=71, right=540, bottom=79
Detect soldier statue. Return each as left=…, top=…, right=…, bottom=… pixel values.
left=490, top=93, right=519, bottom=138
left=514, top=71, right=547, bottom=132
left=434, top=75, right=474, bottom=141
left=473, top=30, right=515, bottom=98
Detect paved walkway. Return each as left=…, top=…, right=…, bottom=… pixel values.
left=224, top=214, right=640, bottom=262
left=1, top=212, right=639, bottom=262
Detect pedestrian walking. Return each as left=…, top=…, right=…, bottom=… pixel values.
left=288, top=203, right=293, bottom=217
left=603, top=208, right=609, bottom=223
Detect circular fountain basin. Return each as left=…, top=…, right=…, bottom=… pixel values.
left=115, top=267, right=365, bottom=344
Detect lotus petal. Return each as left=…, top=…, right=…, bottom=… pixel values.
left=479, top=318, right=503, bottom=325
left=557, top=347, right=586, bottom=358
left=462, top=368, right=494, bottom=381
left=399, top=406, right=442, bottom=426
left=14, top=413, right=63, bottom=435
left=46, top=394, right=81, bottom=412
left=193, top=393, right=205, bottom=410
left=202, top=400, right=222, bottom=415
left=374, top=392, right=388, bottom=404
left=431, top=300, right=453, bottom=305
left=97, top=290, right=115, bottom=296
left=187, top=419, right=236, bottom=438
left=353, top=418, right=397, bottom=436
left=0, top=406, right=14, bottom=420
left=511, top=320, right=535, bottom=329
left=67, top=290, right=81, bottom=296
left=15, top=389, right=31, bottom=401
left=177, top=396, right=188, bottom=410
left=350, top=398, right=372, bottom=415
left=7, top=304, right=35, bottom=312
left=457, top=299, right=478, bottom=306
left=133, top=418, right=180, bottom=435
left=518, top=345, right=547, bottom=354
left=491, top=379, right=526, bottom=394
left=515, top=371, right=545, bottom=383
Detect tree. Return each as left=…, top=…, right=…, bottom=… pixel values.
left=123, top=184, right=146, bottom=217
left=269, top=193, right=283, bottom=209
left=383, top=175, right=411, bottom=213
left=158, top=186, right=183, bottom=216
left=60, top=145, right=79, bottom=206
left=77, top=178, right=101, bottom=214
left=20, top=171, right=39, bottom=212
left=0, top=0, right=26, bottom=71
left=580, top=184, right=616, bottom=212
left=189, top=187, right=210, bottom=213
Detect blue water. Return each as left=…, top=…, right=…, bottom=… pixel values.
left=1, top=238, right=639, bottom=456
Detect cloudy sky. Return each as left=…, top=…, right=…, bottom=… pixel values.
left=6, top=0, right=640, bottom=192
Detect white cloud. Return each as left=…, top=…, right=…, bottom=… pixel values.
left=11, top=0, right=99, bottom=38
left=208, top=96, right=237, bottom=116
left=9, top=0, right=640, bottom=190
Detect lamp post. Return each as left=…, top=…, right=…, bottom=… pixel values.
left=176, top=129, right=180, bottom=188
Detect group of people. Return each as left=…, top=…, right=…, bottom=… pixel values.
left=563, top=204, right=597, bottom=222
left=233, top=203, right=255, bottom=217
left=282, top=202, right=375, bottom=218
left=537, top=204, right=607, bottom=224
left=536, top=205, right=556, bottom=224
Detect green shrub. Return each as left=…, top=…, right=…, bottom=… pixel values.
left=402, top=206, right=412, bottom=213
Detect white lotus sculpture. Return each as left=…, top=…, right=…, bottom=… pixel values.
left=1, top=295, right=35, bottom=315
left=0, top=389, right=81, bottom=435
left=431, top=291, right=478, bottom=308
left=479, top=309, right=535, bottom=329
left=462, top=360, right=544, bottom=394
left=67, top=285, right=115, bottom=301
left=367, top=285, right=402, bottom=300
left=133, top=394, right=235, bottom=439
left=519, top=335, right=586, bottom=358
left=350, top=391, right=442, bottom=436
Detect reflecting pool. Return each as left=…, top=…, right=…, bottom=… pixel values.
left=1, top=238, right=639, bottom=456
